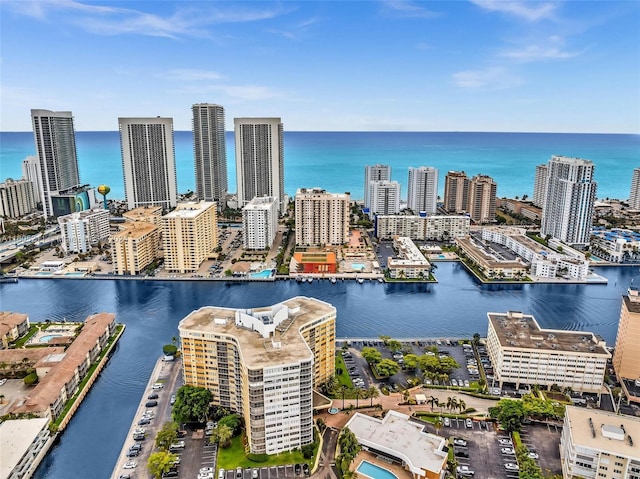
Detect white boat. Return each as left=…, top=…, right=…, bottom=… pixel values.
left=357, top=277, right=364, bottom=284
left=308, top=277, right=314, bottom=283
left=377, top=278, right=384, bottom=283
left=331, top=277, right=337, bottom=284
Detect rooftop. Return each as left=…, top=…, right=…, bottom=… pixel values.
left=179, top=297, right=335, bottom=368
left=122, top=205, right=162, bottom=221
left=57, top=208, right=108, bottom=223
left=0, top=418, right=50, bottom=479
left=345, top=410, right=447, bottom=475
left=163, top=201, right=216, bottom=219
left=488, top=311, right=609, bottom=355
left=565, top=406, right=640, bottom=458
left=112, top=221, right=158, bottom=239
left=0, top=311, right=28, bottom=338
left=623, top=289, right=640, bottom=313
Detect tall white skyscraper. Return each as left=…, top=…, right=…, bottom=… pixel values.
left=629, top=168, right=640, bottom=209
left=119, top=117, right=178, bottom=211
left=21, top=155, right=42, bottom=204
left=364, top=164, right=391, bottom=209
left=533, top=164, right=548, bottom=208
left=407, top=166, right=438, bottom=214
left=541, top=155, right=597, bottom=247
left=369, top=180, right=401, bottom=216
left=192, top=104, right=228, bottom=206
left=234, top=118, right=284, bottom=212
left=31, top=109, right=81, bottom=218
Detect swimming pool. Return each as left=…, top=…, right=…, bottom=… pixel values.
left=39, top=334, right=62, bottom=343
left=351, top=263, right=365, bottom=271
left=249, top=269, right=274, bottom=278
left=356, top=461, right=398, bottom=479
left=64, top=272, right=86, bottom=276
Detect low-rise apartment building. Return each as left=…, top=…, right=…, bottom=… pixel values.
left=591, top=228, right=640, bottom=263
left=0, top=418, right=51, bottom=479
left=179, top=297, right=335, bottom=455
left=388, top=236, right=431, bottom=279
left=456, top=236, right=528, bottom=279
left=560, top=406, right=640, bottom=479
left=486, top=311, right=609, bottom=392
left=58, top=208, right=110, bottom=254
left=0, top=312, right=30, bottom=349
left=375, top=215, right=470, bottom=241
left=110, top=221, right=160, bottom=275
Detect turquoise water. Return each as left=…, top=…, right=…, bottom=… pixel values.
left=1, top=132, right=638, bottom=201
left=64, top=272, right=86, bottom=276
left=249, top=269, right=274, bottom=279
left=356, top=461, right=398, bottom=479
left=352, top=263, right=365, bottom=270
left=39, top=334, right=61, bottom=343
left=35, top=271, right=53, bottom=276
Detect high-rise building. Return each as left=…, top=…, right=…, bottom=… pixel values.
left=110, top=222, right=160, bottom=275
left=122, top=205, right=163, bottom=226
left=541, top=155, right=596, bottom=247
left=368, top=180, right=400, bottom=216
left=364, top=164, right=391, bottom=210
left=192, top=104, right=228, bottom=206
left=234, top=118, right=284, bottom=212
left=0, top=179, right=36, bottom=218
left=31, top=109, right=81, bottom=218
left=533, top=164, right=548, bottom=208
left=22, top=155, right=42, bottom=204
left=560, top=406, right=640, bottom=479
left=162, top=201, right=217, bottom=273
left=179, top=296, right=336, bottom=455
left=294, top=188, right=350, bottom=246
left=629, top=168, right=640, bottom=210
left=119, top=117, right=178, bottom=211
left=613, top=288, right=640, bottom=403
left=407, top=166, right=438, bottom=214
left=242, top=196, right=279, bottom=250
left=468, top=174, right=497, bottom=224
left=443, top=171, right=469, bottom=214
left=58, top=208, right=110, bottom=254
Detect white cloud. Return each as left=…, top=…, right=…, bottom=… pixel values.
left=452, top=67, right=523, bottom=90
left=163, top=69, right=224, bottom=82
left=267, top=16, right=320, bottom=40
left=500, top=44, right=583, bottom=62
left=470, top=0, right=557, bottom=22
left=381, top=0, right=439, bottom=18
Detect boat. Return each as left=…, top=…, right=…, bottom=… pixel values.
left=296, top=275, right=303, bottom=282
left=377, top=278, right=384, bottom=283
left=357, top=277, right=364, bottom=284
left=308, top=277, right=313, bottom=283
left=331, top=277, right=337, bottom=284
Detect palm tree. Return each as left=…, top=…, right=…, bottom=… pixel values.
left=355, top=388, right=364, bottom=408
left=457, top=399, right=466, bottom=414
left=427, top=395, right=437, bottom=411
left=340, top=384, right=349, bottom=410
left=434, top=416, right=443, bottom=435
left=367, top=386, right=379, bottom=407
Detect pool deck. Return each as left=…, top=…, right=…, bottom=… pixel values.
left=353, top=453, right=410, bottom=479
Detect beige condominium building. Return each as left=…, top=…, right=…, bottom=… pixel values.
left=0, top=312, right=30, bottom=349
left=613, top=287, right=640, bottom=403
left=122, top=205, right=163, bottom=225
left=560, top=406, right=640, bottom=479
left=295, top=188, right=350, bottom=247
left=179, top=296, right=336, bottom=455
left=110, top=221, right=160, bottom=275
left=487, top=311, right=610, bottom=392
left=162, top=201, right=217, bottom=273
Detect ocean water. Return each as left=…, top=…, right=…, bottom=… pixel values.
left=1, top=131, right=639, bottom=201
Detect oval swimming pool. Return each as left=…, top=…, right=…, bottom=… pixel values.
left=356, top=461, right=398, bottom=479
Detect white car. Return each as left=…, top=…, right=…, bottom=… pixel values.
left=123, top=461, right=137, bottom=469
left=200, top=468, right=214, bottom=475
left=0, top=378, right=7, bottom=386
left=198, top=474, right=214, bottom=479
left=169, top=441, right=185, bottom=449
left=501, top=447, right=515, bottom=455
left=498, top=438, right=513, bottom=446
left=456, top=465, right=475, bottom=476
left=528, top=452, right=539, bottom=459
left=152, top=383, right=164, bottom=389
left=504, top=463, right=519, bottom=471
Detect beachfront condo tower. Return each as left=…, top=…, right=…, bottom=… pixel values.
left=368, top=180, right=401, bottom=217
left=407, top=166, right=438, bottom=214
left=192, top=104, right=228, bottom=207
left=294, top=188, right=350, bottom=246
left=533, top=164, right=548, bottom=208
left=443, top=171, right=469, bottom=214
left=119, top=117, right=178, bottom=211
left=364, top=164, right=391, bottom=210
left=629, top=168, right=640, bottom=210
left=31, top=109, right=81, bottom=218
left=468, top=174, right=497, bottom=224
left=234, top=118, right=284, bottom=212
left=541, top=155, right=596, bottom=248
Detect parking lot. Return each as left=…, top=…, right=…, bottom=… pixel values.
left=220, top=463, right=310, bottom=479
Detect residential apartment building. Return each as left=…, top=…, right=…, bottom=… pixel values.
left=629, top=168, right=640, bottom=210
left=443, top=171, right=469, bottom=214
left=0, top=418, right=52, bottom=479
left=347, top=410, right=448, bottom=479
left=119, top=117, right=178, bottom=211
left=192, top=103, right=228, bottom=205
left=468, top=174, right=497, bottom=224
left=242, top=196, right=279, bottom=250
left=375, top=214, right=470, bottom=241
left=613, top=288, right=640, bottom=403
left=22, top=155, right=42, bottom=204
left=294, top=188, right=350, bottom=246
left=591, top=228, right=640, bottom=263
left=11, top=313, right=116, bottom=419
left=122, top=205, right=163, bottom=225
left=533, top=164, right=548, bottom=208
left=235, top=118, right=284, bottom=212
left=541, top=155, right=597, bottom=247
left=0, top=178, right=36, bottom=218
left=387, top=236, right=431, bottom=279
left=58, top=208, right=110, bottom=254
left=179, top=296, right=336, bottom=455
left=368, top=180, right=401, bottom=216
left=364, top=164, right=391, bottom=210
left=0, top=312, right=30, bottom=350
left=407, top=166, right=438, bottom=214
left=560, top=406, right=640, bottom=479
left=162, top=201, right=217, bottom=273
left=486, top=310, right=609, bottom=392
left=110, top=222, right=160, bottom=275
left=499, top=199, right=542, bottom=222
left=456, top=236, right=528, bottom=279
left=31, top=109, right=81, bottom=218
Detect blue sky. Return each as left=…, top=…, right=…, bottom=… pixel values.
left=1, top=0, right=638, bottom=133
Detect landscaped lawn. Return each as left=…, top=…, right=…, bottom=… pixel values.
left=334, top=355, right=353, bottom=389
left=216, top=435, right=314, bottom=469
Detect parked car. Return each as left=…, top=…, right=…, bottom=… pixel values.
left=453, top=438, right=467, bottom=447
left=145, top=400, right=158, bottom=407
left=498, top=438, right=513, bottom=446
left=123, top=461, right=137, bottom=469
left=528, top=452, right=539, bottom=459
left=505, top=463, right=519, bottom=471
left=236, top=467, right=243, bottom=479
left=465, top=418, right=473, bottom=428
left=218, top=469, right=225, bottom=479
left=444, top=417, right=450, bottom=427
left=138, top=418, right=150, bottom=425
left=170, top=394, right=176, bottom=405
left=456, top=465, right=475, bottom=476
left=0, top=379, right=7, bottom=386
left=455, top=449, right=469, bottom=457
left=147, top=393, right=159, bottom=399
left=501, top=448, right=515, bottom=455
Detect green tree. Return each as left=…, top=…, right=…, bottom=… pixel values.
left=172, top=385, right=213, bottom=424
left=386, top=339, right=402, bottom=352
left=148, top=451, right=178, bottom=479
left=24, top=372, right=38, bottom=385
left=489, top=399, right=526, bottom=432
left=427, top=395, right=437, bottom=411
left=403, top=353, right=419, bottom=370
left=361, top=347, right=382, bottom=364
left=438, top=356, right=460, bottom=374
left=155, top=421, right=178, bottom=451
left=163, top=344, right=177, bottom=356
left=210, top=424, right=234, bottom=447
left=457, top=399, right=467, bottom=414
left=375, top=358, right=400, bottom=378
left=218, top=413, right=242, bottom=436
left=473, top=333, right=481, bottom=345
left=367, top=386, right=379, bottom=407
